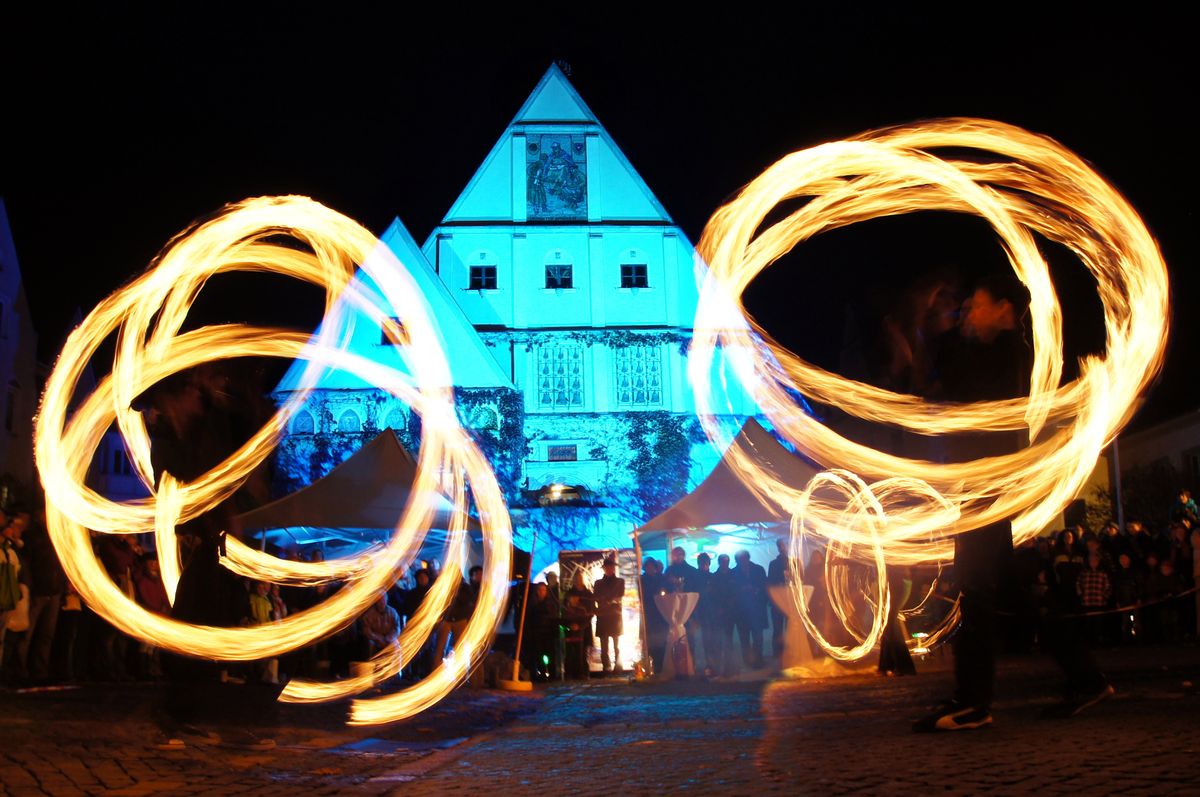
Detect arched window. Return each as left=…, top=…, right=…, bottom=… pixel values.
left=469, top=405, right=499, bottom=430
left=614, top=345, right=663, bottom=407
left=384, top=407, right=407, bottom=430
left=337, top=409, right=362, bottom=433
left=537, top=344, right=584, bottom=409
left=292, top=410, right=315, bottom=435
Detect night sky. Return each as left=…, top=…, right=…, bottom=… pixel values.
left=2, top=5, right=1193, bottom=431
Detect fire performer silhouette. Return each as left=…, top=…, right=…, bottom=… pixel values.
left=912, top=276, right=1112, bottom=732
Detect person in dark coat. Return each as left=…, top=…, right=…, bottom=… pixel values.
left=731, top=550, right=768, bottom=670
left=694, top=552, right=721, bottom=676
left=562, top=571, right=595, bottom=678
left=399, top=568, right=433, bottom=680
left=524, top=582, right=561, bottom=680
left=663, top=546, right=701, bottom=663
left=914, top=279, right=1109, bottom=732
left=16, top=513, right=67, bottom=683
left=144, top=364, right=278, bottom=748
left=709, top=553, right=736, bottom=676
left=664, top=546, right=700, bottom=592
left=430, top=566, right=480, bottom=672
left=767, top=539, right=790, bottom=658
left=877, top=565, right=916, bottom=676
left=592, top=559, right=624, bottom=673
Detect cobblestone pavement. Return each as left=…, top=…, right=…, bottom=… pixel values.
left=3, top=646, right=1200, bottom=795
left=409, top=645, right=1200, bottom=797
left=0, top=681, right=539, bottom=796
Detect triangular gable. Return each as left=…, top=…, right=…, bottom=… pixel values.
left=441, top=64, right=672, bottom=224
left=511, top=63, right=598, bottom=123
left=275, top=217, right=513, bottom=393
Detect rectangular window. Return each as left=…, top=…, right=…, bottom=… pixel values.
left=547, top=444, right=578, bottom=462
left=620, top=263, right=648, bottom=289
left=537, top=345, right=584, bottom=410
left=614, top=345, right=663, bottom=407
left=545, top=264, right=573, bottom=289
left=379, top=317, right=406, bottom=345
left=469, top=265, right=497, bottom=291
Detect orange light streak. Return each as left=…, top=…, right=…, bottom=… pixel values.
left=35, top=196, right=512, bottom=724
left=690, top=119, right=1169, bottom=659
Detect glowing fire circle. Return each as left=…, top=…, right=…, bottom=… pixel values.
left=35, top=118, right=1171, bottom=710
left=35, top=196, right=512, bottom=725
left=689, top=119, right=1169, bottom=660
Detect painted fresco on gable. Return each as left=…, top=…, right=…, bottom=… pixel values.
left=526, top=134, right=587, bottom=219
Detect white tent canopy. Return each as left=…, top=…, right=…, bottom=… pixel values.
left=634, top=418, right=821, bottom=549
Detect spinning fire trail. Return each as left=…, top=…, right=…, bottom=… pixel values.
left=35, top=197, right=513, bottom=725
left=690, top=118, right=1169, bottom=660
left=35, top=118, right=1168, bottom=723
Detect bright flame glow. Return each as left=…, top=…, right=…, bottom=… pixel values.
left=35, top=196, right=512, bottom=725
left=689, top=118, right=1169, bottom=660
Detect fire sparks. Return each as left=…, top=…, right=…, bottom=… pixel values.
left=689, top=118, right=1169, bottom=660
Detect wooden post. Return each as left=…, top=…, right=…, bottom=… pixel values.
left=499, top=530, right=538, bottom=692
left=511, top=531, right=537, bottom=678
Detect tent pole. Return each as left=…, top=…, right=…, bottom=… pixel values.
left=499, top=530, right=537, bottom=692
left=633, top=530, right=652, bottom=679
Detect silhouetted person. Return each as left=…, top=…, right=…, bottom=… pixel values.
left=877, top=565, right=916, bottom=676
left=767, top=539, right=790, bottom=658
left=731, top=550, right=768, bottom=670
left=710, top=553, right=736, bottom=676
left=914, top=278, right=1111, bottom=732
left=562, top=571, right=595, bottom=678
left=593, top=559, right=624, bottom=673
left=524, top=582, right=560, bottom=680
left=694, top=553, right=722, bottom=676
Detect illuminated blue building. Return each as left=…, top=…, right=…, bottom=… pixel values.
left=274, top=66, right=760, bottom=559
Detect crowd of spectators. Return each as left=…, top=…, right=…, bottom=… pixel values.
left=1002, top=493, right=1200, bottom=648
left=0, top=506, right=489, bottom=688
left=519, top=543, right=794, bottom=681
left=2, top=489, right=1198, bottom=690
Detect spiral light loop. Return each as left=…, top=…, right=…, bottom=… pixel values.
left=36, top=196, right=512, bottom=724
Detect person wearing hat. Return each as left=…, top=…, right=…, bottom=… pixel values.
left=593, top=558, right=625, bottom=674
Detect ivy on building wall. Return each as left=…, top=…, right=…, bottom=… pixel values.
left=453, top=387, right=527, bottom=502
left=271, top=390, right=389, bottom=495
left=271, top=384, right=726, bottom=548
left=623, top=411, right=698, bottom=521
left=481, top=328, right=688, bottom=353
left=518, top=503, right=604, bottom=552
left=270, top=387, right=526, bottom=501
left=522, top=410, right=705, bottom=524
